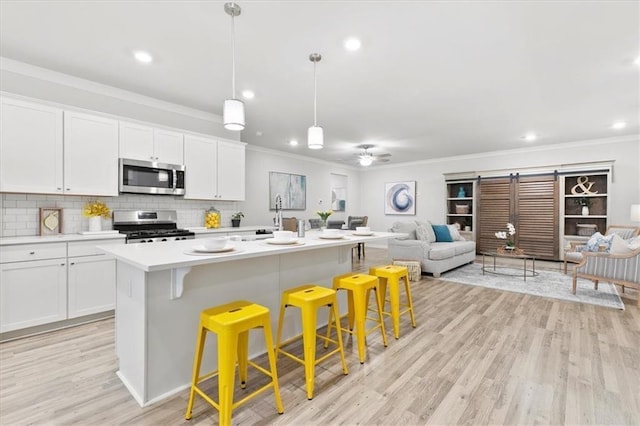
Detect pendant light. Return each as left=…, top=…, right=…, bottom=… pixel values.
left=223, top=2, right=244, bottom=131
left=308, top=53, right=323, bottom=149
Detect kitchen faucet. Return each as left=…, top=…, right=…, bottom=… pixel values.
left=274, top=193, right=283, bottom=231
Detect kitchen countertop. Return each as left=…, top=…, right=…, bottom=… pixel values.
left=99, top=230, right=397, bottom=272
left=187, top=225, right=274, bottom=234
left=0, top=232, right=126, bottom=246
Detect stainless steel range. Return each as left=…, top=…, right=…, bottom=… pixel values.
left=113, top=210, right=195, bottom=243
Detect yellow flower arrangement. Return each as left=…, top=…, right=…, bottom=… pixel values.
left=82, top=200, right=111, bottom=218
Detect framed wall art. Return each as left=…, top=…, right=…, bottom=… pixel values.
left=331, top=187, right=346, bottom=211
left=384, top=181, right=416, bottom=215
left=39, top=208, right=63, bottom=235
left=269, top=172, right=307, bottom=210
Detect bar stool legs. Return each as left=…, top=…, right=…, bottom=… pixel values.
left=185, top=301, right=283, bottom=425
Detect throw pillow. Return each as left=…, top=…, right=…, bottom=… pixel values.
left=628, top=236, right=640, bottom=250
left=585, top=232, right=614, bottom=252
left=415, top=220, right=436, bottom=242
left=432, top=224, right=454, bottom=242
left=609, top=234, right=633, bottom=254
left=447, top=224, right=462, bottom=241
left=390, top=221, right=417, bottom=240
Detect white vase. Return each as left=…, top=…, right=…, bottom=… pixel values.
left=89, top=216, right=102, bottom=232
left=581, top=206, right=589, bottom=216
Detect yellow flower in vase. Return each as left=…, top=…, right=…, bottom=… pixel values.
left=82, top=200, right=111, bottom=218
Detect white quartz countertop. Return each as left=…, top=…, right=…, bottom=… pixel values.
left=0, top=232, right=126, bottom=246
left=99, top=230, right=397, bottom=272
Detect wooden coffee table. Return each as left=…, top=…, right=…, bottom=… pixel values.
left=480, top=251, right=538, bottom=281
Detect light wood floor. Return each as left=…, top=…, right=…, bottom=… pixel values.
left=2, top=248, right=639, bottom=425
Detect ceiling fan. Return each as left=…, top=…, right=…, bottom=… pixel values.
left=353, top=144, right=391, bottom=166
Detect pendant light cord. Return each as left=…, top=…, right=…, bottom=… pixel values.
left=313, top=60, right=317, bottom=126
left=231, top=12, right=236, bottom=99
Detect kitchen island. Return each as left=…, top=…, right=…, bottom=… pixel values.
left=99, top=231, right=397, bottom=407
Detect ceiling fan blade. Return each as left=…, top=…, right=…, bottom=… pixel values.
left=376, top=153, right=392, bottom=158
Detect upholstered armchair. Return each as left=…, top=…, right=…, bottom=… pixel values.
left=564, top=225, right=640, bottom=273
left=572, top=247, right=640, bottom=306
left=282, top=217, right=298, bottom=232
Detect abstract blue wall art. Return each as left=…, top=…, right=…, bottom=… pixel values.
left=384, top=181, right=416, bottom=215
left=269, top=172, right=307, bottom=210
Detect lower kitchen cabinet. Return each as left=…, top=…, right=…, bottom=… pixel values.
left=0, top=259, right=67, bottom=333
left=67, top=256, right=116, bottom=318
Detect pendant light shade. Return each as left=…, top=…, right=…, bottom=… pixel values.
left=308, top=53, right=323, bottom=149
left=223, top=99, right=245, bottom=131
left=308, top=126, right=324, bottom=150
left=223, top=2, right=244, bottom=131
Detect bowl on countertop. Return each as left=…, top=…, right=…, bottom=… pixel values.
left=201, top=237, right=228, bottom=250
left=272, top=231, right=294, bottom=242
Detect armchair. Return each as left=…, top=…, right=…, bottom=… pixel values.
left=564, top=225, right=640, bottom=273
left=572, top=247, right=640, bottom=306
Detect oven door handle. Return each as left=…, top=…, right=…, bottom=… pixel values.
left=172, top=169, right=177, bottom=192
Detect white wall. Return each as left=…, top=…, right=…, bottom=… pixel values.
left=359, top=136, right=640, bottom=231
left=243, top=146, right=361, bottom=228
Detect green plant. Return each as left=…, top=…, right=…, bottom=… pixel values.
left=574, top=197, right=592, bottom=207
left=232, top=212, right=244, bottom=220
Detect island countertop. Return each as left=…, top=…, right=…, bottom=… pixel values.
left=98, top=231, right=397, bottom=272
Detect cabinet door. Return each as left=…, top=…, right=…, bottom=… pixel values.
left=119, top=121, right=154, bottom=161
left=154, top=129, right=184, bottom=165
left=0, top=97, right=64, bottom=194
left=68, top=256, right=116, bottom=318
left=0, top=259, right=67, bottom=333
left=216, top=140, right=245, bottom=201
left=184, top=135, right=217, bottom=200
left=64, top=111, right=119, bottom=196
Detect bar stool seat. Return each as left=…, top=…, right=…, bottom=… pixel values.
left=185, top=300, right=283, bottom=425
left=369, top=265, right=417, bottom=339
left=275, top=284, right=348, bottom=400
left=325, top=272, right=388, bottom=364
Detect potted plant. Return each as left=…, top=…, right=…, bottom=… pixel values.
left=82, top=200, right=111, bottom=232
left=574, top=197, right=592, bottom=216
left=231, top=212, right=244, bottom=227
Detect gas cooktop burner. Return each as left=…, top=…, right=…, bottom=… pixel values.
left=112, top=210, right=195, bottom=243
left=125, top=229, right=192, bottom=238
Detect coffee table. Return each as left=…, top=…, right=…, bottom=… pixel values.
left=480, top=251, right=538, bottom=281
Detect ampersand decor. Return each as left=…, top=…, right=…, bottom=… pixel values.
left=570, top=175, right=598, bottom=195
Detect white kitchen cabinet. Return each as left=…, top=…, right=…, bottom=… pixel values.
left=0, top=97, right=64, bottom=194
left=67, top=256, right=116, bottom=318
left=0, top=97, right=118, bottom=196
left=184, top=135, right=245, bottom=201
left=0, top=259, right=67, bottom=333
left=119, top=121, right=184, bottom=164
left=64, top=111, right=119, bottom=196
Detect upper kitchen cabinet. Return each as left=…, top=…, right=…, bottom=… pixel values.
left=1, top=97, right=64, bottom=194
left=64, top=111, right=118, bottom=196
left=184, top=135, right=245, bottom=201
left=119, top=121, right=184, bottom=165
left=0, top=97, right=118, bottom=196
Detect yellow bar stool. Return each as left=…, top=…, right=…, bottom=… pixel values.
left=275, top=285, right=349, bottom=400
left=185, top=300, right=284, bottom=425
left=369, top=265, right=417, bottom=339
left=324, top=272, right=388, bottom=364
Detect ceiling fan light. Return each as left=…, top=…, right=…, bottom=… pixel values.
left=359, top=156, right=373, bottom=166
left=308, top=126, right=324, bottom=149
left=223, top=98, right=245, bottom=131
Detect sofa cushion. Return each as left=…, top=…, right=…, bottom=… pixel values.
left=391, top=221, right=417, bottom=240
left=447, top=225, right=463, bottom=241
left=432, top=224, right=453, bottom=242
left=585, top=232, right=614, bottom=252
left=428, top=243, right=456, bottom=260
left=452, top=240, right=476, bottom=256
left=415, top=220, right=436, bottom=242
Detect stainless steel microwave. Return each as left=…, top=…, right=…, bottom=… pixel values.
left=119, top=158, right=185, bottom=195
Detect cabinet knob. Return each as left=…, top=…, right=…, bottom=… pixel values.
left=70, top=262, right=75, bottom=266
left=66, top=188, right=70, bottom=191
left=57, top=188, right=62, bottom=191
left=60, top=263, right=65, bottom=266
left=29, top=251, right=35, bottom=255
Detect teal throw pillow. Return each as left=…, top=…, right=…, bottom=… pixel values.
left=432, top=224, right=453, bottom=242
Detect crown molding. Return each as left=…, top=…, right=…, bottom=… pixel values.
left=0, top=57, right=222, bottom=124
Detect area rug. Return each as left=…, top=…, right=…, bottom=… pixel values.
left=439, top=263, right=624, bottom=310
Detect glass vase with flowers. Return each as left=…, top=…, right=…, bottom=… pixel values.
left=495, top=222, right=516, bottom=249
left=316, top=210, right=333, bottom=229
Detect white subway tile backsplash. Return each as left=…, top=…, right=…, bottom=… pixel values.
left=1, top=193, right=238, bottom=237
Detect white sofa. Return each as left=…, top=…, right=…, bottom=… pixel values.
left=387, top=221, right=476, bottom=277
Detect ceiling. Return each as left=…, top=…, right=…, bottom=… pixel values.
left=1, top=1, right=638, bottom=166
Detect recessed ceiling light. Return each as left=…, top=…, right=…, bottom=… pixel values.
left=289, top=139, right=298, bottom=146
left=611, top=121, right=627, bottom=130
left=242, top=90, right=255, bottom=99
left=256, top=131, right=263, bottom=136
left=521, top=133, right=537, bottom=142
left=133, top=50, right=153, bottom=64
left=344, top=37, right=362, bottom=51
